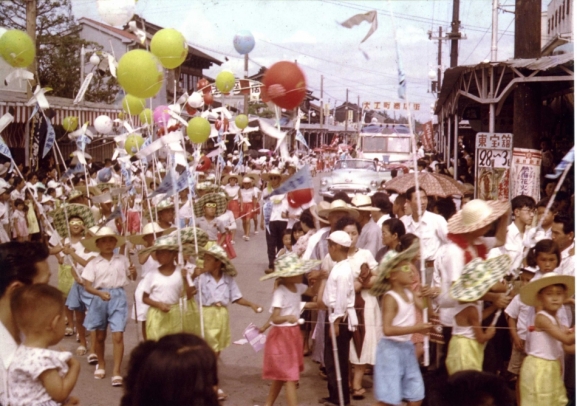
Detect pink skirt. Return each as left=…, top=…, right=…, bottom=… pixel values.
left=127, top=210, right=141, bottom=234
left=218, top=232, right=237, bottom=259
left=263, top=325, right=303, bottom=382
left=227, top=200, right=240, bottom=219
left=240, top=202, right=254, bottom=220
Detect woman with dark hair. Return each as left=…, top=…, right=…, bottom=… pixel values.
left=292, top=209, right=317, bottom=258
left=375, top=218, right=406, bottom=262
left=121, top=333, right=219, bottom=406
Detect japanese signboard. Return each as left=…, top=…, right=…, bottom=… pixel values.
left=510, top=148, right=542, bottom=202
left=361, top=101, right=420, bottom=111
left=422, top=121, right=434, bottom=151
left=475, top=133, right=513, bottom=200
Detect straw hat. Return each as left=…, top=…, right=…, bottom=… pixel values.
left=310, top=201, right=330, bottom=224
left=196, top=181, right=217, bottom=191
left=73, top=185, right=102, bottom=197
left=520, top=273, right=575, bottom=307
left=243, top=173, right=260, bottom=184
left=370, top=242, right=420, bottom=297
left=317, top=199, right=359, bottom=219
left=67, top=189, right=84, bottom=202
left=260, top=253, right=321, bottom=281
left=222, top=174, right=240, bottom=184
left=95, top=183, right=116, bottom=193
left=193, top=193, right=228, bottom=218
left=198, top=244, right=237, bottom=276
left=261, top=168, right=288, bottom=182
left=81, top=226, right=126, bottom=252
left=138, top=234, right=199, bottom=256
left=447, top=199, right=510, bottom=234
left=52, top=204, right=96, bottom=238
left=178, top=227, right=209, bottom=248
left=351, top=194, right=380, bottom=212
left=449, top=255, right=512, bottom=302
left=155, top=199, right=175, bottom=212
left=127, top=222, right=176, bottom=246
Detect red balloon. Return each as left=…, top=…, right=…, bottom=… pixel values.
left=203, top=92, right=214, bottom=105
left=262, top=61, right=307, bottom=110
left=196, top=155, right=211, bottom=172
left=287, top=188, right=314, bottom=208
left=197, top=78, right=211, bottom=94
left=215, top=120, right=222, bottom=130
left=185, top=104, right=197, bottom=115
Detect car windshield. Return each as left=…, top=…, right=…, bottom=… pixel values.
left=334, top=160, right=376, bottom=171
left=360, top=135, right=412, bottom=153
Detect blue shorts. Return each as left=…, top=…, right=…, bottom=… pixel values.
left=374, top=338, right=424, bottom=405
left=84, top=288, right=128, bottom=332
left=65, top=282, right=93, bottom=312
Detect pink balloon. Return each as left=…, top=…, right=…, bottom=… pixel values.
left=153, top=105, right=171, bottom=127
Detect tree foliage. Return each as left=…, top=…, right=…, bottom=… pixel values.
left=0, top=0, right=119, bottom=103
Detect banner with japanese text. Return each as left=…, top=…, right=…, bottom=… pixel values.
left=361, top=101, right=421, bottom=111
left=510, top=148, right=542, bottom=202
left=474, top=133, right=513, bottom=200
left=422, top=121, right=434, bottom=151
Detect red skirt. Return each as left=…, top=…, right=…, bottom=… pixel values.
left=227, top=200, right=240, bottom=219
left=127, top=210, right=141, bottom=234
left=240, top=202, right=254, bottom=220
left=218, top=232, right=237, bottom=259
left=262, top=325, right=303, bottom=382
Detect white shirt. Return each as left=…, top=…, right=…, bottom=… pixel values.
left=302, top=227, right=330, bottom=260
left=523, top=226, right=552, bottom=249
left=262, top=188, right=287, bottom=222
left=376, top=213, right=390, bottom=229
left=401, top=211, right=448, bottom=261
left=269, top=284, right=307, bottom=326
left=525, top=311, right=563, bottom=361
left=195, top=273, right=242, bottom=306
left=141, top=255, right=160, bottom=279
left=505, top=294, right=529, bottom=340
left=384, top=289, right=415, bottom=342
left=491, top=222, right=525, bottom=274
left=559, top=242, right=575, bottom=276
left=0, top=322, right=17, bottom=406
left=217, top=210, right=236, bottom=231
left=63, top=238, right=95, bottom=277
left=223, top=184, right=240, bottom=200
left=82, top=254, right=131, bottom=289
left=356, top=218, right=382, bottom=258
left=240, top=188, right=256, bottom=203
left=141, top=268, right=184, bottom=305
left=322, top=259, right=355, bottom=324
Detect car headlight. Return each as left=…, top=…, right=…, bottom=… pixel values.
left=321, top=179, right=328, bottom=186
left=370, top=180, right=378, bottom=187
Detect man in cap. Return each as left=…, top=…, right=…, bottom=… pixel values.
left=310, top=200, right=359, bottom=261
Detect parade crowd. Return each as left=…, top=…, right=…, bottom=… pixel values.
left=0, top=147, right=573, bottom=406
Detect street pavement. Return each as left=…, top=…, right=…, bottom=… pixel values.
left=47, top=173, right=378, bottom=406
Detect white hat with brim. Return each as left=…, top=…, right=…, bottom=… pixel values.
left=261, top=253, right=321, bottom=281
left=351, top=194, right=380, bottom=212
left=448, top=199, right=510, bottom=234
left=370, top=242, right=420, bottom=297
left=261, top=169, right=288, bottom=182
left=198, top=244, right=237, bottom=277
left=327, top=230, right=352, bottom=247
left=81, top=226, right=125, bottom=252
left=520, top=273, right=575, bottom=307
left=450, top=254, right=512, bottom=302
left=128, top=222, right=176, bottom=246
left=310, top=201, right=330, bottom=224
left=317, top=199, right=359, bottom=219
left=222, top=174, right=240, bottom=184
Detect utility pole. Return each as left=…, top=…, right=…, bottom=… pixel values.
left=357, top=95, right=360, bottom=132
left=25, top=0, right=37, bottom=167
left=428, top=26, right=444, bottom=94
left=449, top=0, right=460, bottom=67
left=320, top=75, right=324, bottom=129
left=345, top=88, right=349, bottom=133
left=243, top=54, right=249, bottom=115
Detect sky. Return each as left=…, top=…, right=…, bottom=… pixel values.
left=70, top=0, right=551, bottom=122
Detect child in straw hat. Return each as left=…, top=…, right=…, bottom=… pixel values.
left=370, top=242, right=431, bottom=406
left=139, top=235, right=199, bottom=341
left=259, top=253, right=321, bottom=406
left=518, top=273, right=575, bottom=406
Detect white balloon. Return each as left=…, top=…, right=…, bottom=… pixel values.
left=89, top=54, right=101, bottom=66
left=0, top=27, right=7, bottom=40
left=94, top=115, right=113, bottom=135
left=97, top=0, right=135, bottom=27
left=187, top=92, right=204, bottom=108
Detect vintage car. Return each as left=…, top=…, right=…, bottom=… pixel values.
left=319, top=159, right=392, bottom=200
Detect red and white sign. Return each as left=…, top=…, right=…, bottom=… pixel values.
left=510, top=148, right=542, bottom=202
left=475, top=133, right=513, bottom=200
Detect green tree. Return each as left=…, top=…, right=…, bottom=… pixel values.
left=0, top=0, right=119, bottom=103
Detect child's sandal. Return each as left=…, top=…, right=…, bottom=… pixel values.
left=76, top=345, right=87, bottom=356
left=111, top=376, right=123, bottom=387
left=94, top=366, right=105, bottom=379
left=87, top=353, right=98, bottom=365
left=217, top=389, right=227, bottom=401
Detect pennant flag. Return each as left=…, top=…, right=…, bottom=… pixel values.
left=139, top=136, right=153, bottom=170
left=546, top=147, right=574, bottom=179
left=42, top=120, right=56, bottom=158
left=147, top=171, right=174, bottom=199
left=295, top=130, right=309, bottom=149
left=263, top=200, right=273, bottom=234
left=265, top=165, right=312, bottom=199
left=187, top=168, right=196, bottom=198
left=0, top=113, right=14, bottom=134
left=176, top=170, right=189, bottom=192
left=0, top=135, right=13, bottom=161
left=339, top=10, right=378, bottom=44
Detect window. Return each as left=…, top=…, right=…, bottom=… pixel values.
left=548, top=18, right=551, bottom=33
left=555, top=10, right=558, bottom=27
left=567, top=0, right=570, bottom=15
left=562, top=1, right=565, bottom=19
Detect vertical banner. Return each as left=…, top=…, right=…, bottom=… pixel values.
left=422, top=121, right=434, bottom=151
left=474, top=133, right=513, bottom=200
left=510, top=148, right=542, bottom=201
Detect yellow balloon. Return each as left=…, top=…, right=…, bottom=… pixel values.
left=235, top=114, right=249, bottom=130
left=122, top=94, right=146, bottom=115
left=139, top=108, right=153, bottom=125
left=0, top=30, right=35, bottom=68
left=125, top=134, right=144, bottom=156
left=215, top=71, right=235, bottom=94
left=117, top=50, right=164, bottom=99
left=63, top=116, right=78, bottom=132
left=150, top=28, right=188, bottom=69
left=186, top=117, right=211, bottom=144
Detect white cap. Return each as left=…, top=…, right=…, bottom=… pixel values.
left=327, top=230, right=352, bottom=248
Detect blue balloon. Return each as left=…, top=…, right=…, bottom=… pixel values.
left=233, top=30, right=255, bottom=55
left=97, top=168, right=112, bottom=183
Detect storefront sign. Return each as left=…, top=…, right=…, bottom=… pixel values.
left=510, top=148, right=542, bottom=202
left=361, top=101, right=420, bottom=111
left=474, top=133, right=513, bottom=200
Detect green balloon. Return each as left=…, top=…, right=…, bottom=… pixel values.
left=186, top=117, right=211, bottom=144
left=235, top=114, right=249, bottom=130
left=0, top=29, right=35, bottom=68
left=150, top=28, right=188, bottom=70
left=125, top=134, right=145, bottom=156
left=63, top=116, right=78, bottom=132
left=215, top=71, right=235, bottom=94
left=122, top=94, right=146, bottom=115
left=139, top=108, right=153, bottom=125
left=117, top=50, right=164, bottom=99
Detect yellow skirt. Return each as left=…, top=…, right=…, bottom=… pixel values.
left=445, top=335, right=485, bottom=376
left=519, top=355, right=567, bottom=406
left=57, top=265, right=75, bottom=296
left=201, top=306, right=230, bottom=353
left=146, top=299, right=200, bottom=341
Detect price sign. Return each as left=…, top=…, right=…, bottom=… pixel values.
left=475, top=133, right=513, bottom=201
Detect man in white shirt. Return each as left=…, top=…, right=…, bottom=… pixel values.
left=523, top=199, right=556, bottom=249
left=401, top=186, right=448, bottom=283
left=551, top=213, right=575, bottom=276
left=352, top=194, right=382, bottom=258
left=0, top=242, right=52, bottom=406
left=319, top=231, right=356, bottom=406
